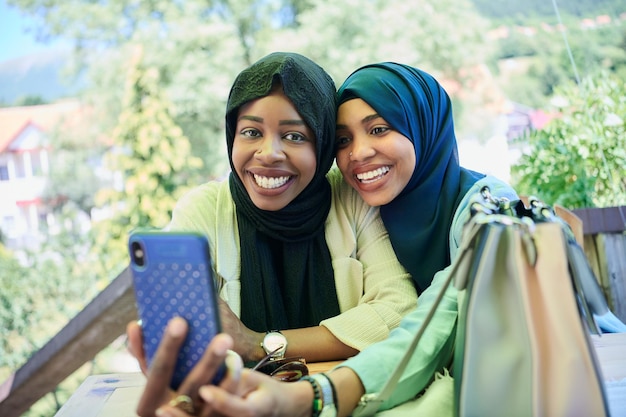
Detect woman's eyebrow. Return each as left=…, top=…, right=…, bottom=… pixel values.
left=237, top=115, right=305, bottom=126
left=238, top=115, right=263, bottom=123
left=335, top=113, right=381, bottom=130
left=362, top=113, right=381, bottom=124
left=279, top=119, right=306, bottom=126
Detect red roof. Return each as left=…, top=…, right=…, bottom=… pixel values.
left=0, top=100, right=89, bottom=152
left=530, top=109, right=559, bottom=130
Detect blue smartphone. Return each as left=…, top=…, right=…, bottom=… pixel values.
left=128, top=230, right=224, bottom=389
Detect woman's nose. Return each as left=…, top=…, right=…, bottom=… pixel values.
left=255, top=136, right=286, bottom=161
left=349, top=136, right=375, bottom=161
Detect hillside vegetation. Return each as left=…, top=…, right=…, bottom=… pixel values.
left=471, top=0, right=624, bottom=21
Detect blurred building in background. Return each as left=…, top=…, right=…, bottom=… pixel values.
left=0, top=100, right=89, bottom=250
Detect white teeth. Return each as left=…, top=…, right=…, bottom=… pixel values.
left=253, top=174, right=290, bottom=189
left=356, top=166, right=390, bottom=183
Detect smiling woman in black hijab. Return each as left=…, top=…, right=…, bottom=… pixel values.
left=128, top=52, right=417, bottom=369
left=226, top=52, right=341, bottom=335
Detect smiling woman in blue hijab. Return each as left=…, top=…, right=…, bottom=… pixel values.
left=335, top=62, right=491, bottom=294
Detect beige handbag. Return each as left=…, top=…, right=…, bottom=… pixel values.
left=353, top=187, right=611, bottom=417
left=454, top=219, right=609, bottom=416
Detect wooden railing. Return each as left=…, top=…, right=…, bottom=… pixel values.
left=0, top=267, right=137, bottom=417
left=573, top=206, right=626, bottom=322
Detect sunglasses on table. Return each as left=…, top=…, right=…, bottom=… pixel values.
left=251, top=346, right=309, bottom=382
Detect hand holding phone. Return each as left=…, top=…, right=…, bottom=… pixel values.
left=128, top=230, right=224, bottom=389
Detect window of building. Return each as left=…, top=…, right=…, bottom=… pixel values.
left=0, top=165, right=9, bottom=181
left=31, top=151, right=43, bottom=176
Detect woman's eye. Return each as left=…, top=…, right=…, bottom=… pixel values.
left=241, top=128, right=261, bottom=138
left=284, top=132, right=306, bottom=142
left=336, top=135, right=350, bottom=147
left=371, top=126, right=389, bottom=135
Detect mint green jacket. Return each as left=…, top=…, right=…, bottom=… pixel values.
left=340, top=176, right=517, bottom=411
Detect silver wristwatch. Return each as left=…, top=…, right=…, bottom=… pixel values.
left=261, top=330, right=287, bottom=359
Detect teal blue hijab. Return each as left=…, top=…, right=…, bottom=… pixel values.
left=337, top=63, right=483, bottom=293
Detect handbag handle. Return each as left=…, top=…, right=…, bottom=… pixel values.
left=476, top=187, right=602, bottom=334
left=351, top=266, right=455, bottom=416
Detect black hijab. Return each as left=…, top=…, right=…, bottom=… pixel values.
left=337, top=63, right=484, bottom=293
left=226, top=52, right=340, bottom=331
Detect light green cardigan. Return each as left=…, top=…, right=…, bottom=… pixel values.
left=167, top=167, right=417, bottom=351
left=340, top=175, right=518, bottom=413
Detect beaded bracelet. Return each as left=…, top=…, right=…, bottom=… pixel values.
left=310, top=373, right=337, bottom=417
left=302, top=375, right=323, bottom=417
left=317, top=373, right=338, bottom=414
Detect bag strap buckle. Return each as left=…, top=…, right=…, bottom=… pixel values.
left=352, top=393, right=384, bottom=417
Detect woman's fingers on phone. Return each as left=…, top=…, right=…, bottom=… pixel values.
left=178, top=333, right=234, bottom=397
left=220, top=349, right=244, bottom=393
left=126, top=320, right=148, bottom=374
left=136, top=317, right=189, bottom=416
left=174, top=352, right=241, bottom=417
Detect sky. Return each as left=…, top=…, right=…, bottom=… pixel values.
left=0, top=0, right=70, bottom=63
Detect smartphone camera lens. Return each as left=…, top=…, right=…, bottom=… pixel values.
left=131, top=241, right=146, bottom=267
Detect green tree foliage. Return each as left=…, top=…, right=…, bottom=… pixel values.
left=13, top=95, right=47, bottom=106
left=491, top=22, right=626, bottom=107
left=43, top=120, right=108, bottom=216
left=511, top=71, right=626, bottom=209
left=90, top=47, right=203, bottom=282
left=273, top=0, right=490, bottom=82
left=0, top=215, right=100, bottom=416
left=44, top=149, right=103, bottom=215
left=0, top=245, right=38, bottom=370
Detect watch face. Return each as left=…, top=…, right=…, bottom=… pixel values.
left=264, top=332, right=286, bottom=354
